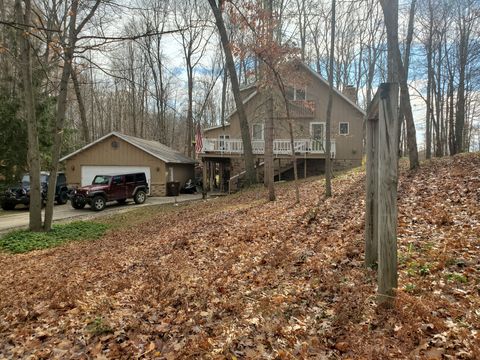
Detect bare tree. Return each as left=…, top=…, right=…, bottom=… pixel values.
left=207, top=0, right=256, bottom=185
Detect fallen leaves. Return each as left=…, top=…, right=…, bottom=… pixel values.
left=0, top=153, right=479, bottom=358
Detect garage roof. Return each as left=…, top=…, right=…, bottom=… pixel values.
left=60, top=132, right=196, bottom=164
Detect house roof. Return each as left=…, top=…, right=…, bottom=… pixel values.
left=203, top=90, right=259, bottom=133
left=60, top=132, right=195, bottom=164
left=298, top=62, right=365, bottom=115
left=204, top=123, right=231, bottom=132
left=206, top=62, right=365, bottom=129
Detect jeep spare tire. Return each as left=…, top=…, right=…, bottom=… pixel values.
left=92, top=196, right=106, bottom=211
left=134, top=190, right=146, bottom=204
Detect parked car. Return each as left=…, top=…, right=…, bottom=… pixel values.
left=70, top=172, right=149, bottom=211
left=0, top=172, right=69, bottom=211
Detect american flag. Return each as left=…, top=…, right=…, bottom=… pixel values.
left=195, top=123, right=203, bottom=154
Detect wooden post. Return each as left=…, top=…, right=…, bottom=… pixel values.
left=209, top=161, right=215, bottom=190
left=365, top=92, right=380, bottom=267
left=219, top=162, right=224, bottom=192
left=278, top=158, right=281, bottom=181
left=377, top=82, right=399, bottom=306
left=304, top=155, right=307, bottom=179
left=202, top=158, right=207, bottom=199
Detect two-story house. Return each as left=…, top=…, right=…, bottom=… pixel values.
left=199, top=61, right=365, bottom=192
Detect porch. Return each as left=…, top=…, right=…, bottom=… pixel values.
left=201, top=138, right=336, bottom=158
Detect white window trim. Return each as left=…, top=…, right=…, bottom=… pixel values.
left=310, top=122, right=326, bottom=137
left=252, top=123, right=264, bottom=141
left=339, top=122, right=349, bottom=136
left=294, top=85, right=307, bottom=101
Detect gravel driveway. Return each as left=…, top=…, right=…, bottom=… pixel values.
left=0, top=194, right=202, bottom=233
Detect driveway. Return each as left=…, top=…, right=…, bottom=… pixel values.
left=0, top=194, right=202, bottom=233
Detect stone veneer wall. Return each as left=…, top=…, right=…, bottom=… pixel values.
left=150, top=184, right=166, bottom=197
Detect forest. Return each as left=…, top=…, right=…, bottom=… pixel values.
left=1, top=0, right=479, bottom=176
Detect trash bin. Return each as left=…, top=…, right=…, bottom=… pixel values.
left=167, top=181, right=180, bottom=196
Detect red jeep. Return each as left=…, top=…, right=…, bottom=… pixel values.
left=71, top=172, right=149, bottom=211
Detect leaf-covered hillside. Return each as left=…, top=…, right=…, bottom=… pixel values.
left=0, top=153, right=479, bottom=359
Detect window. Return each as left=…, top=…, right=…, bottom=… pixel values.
left=92, top=175, right=111, bottom=185
left=286, top=85, right=307, bottom=101
left=310, top=122, right=325, bottom=140
left=112, top=175, right=123, bottom=185
left=135, top=173, right=146, bottom=182
left=125, top=174, right=135, bottom=183
left=339, top=122, right=349, bottom=135
left=57, top=174, right=66, bottom=186
left=295, top=87, right=306, bottom=101
left=252, top=123, right=264, bottom=140
left=219, top=135, right=229, bottom=150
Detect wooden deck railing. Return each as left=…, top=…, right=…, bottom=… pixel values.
left=202, top=138, right=336, bottom=158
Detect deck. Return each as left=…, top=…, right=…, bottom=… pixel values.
left=201, top=138, right=336, bottom=158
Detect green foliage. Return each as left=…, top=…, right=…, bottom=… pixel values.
left=403, top=283, right=417, bottom=293
left=86, top=317, right=114, bottom=336
left=418, top=264, right=431, bottom=276
left=0, top=89, right=27, bottom=183
left=0, top=221, right=108, bottom=254
left=445, top=272, right=468, bottom=283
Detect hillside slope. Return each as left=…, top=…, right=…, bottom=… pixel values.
left=0, top=153, right=479, bottom=359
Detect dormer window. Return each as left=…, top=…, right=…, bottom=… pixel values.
left=294, top=86, right=306, bottom=101
left=286, top=85, right=307, bottom=101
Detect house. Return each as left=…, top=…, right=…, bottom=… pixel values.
left=60, top=132, right=195, bottom=196
left=199, top=61, right=365, bottom=191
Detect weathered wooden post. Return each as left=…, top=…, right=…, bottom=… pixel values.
left=202, top=159, right=208, bottom=199
left=377, top=82, right=399, bottom=306
left=364, top=83, right=399, bottom=306
left=365, top=92, right=380, bottom=267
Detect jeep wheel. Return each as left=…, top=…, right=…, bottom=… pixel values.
left=1, top=201, right=15, bottom=211
left=117, top=198, right=127, bottom=205
left=133, top=190, right=146, bottom=204
left=57, top=190, right=68, bottom=205
left=92, top=196, right=106, bottom=211
left=71, top=196, right=86, bottom=209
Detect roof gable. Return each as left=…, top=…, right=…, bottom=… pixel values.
left=60, top=132, right=195, bottom=164
left=298, top=63, right=365, bottom=116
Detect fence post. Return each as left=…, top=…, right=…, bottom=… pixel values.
left=365, top=115, right=379, bottom=267
left=377, top=82, right=400, bottom=306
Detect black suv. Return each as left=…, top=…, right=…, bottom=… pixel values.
left=70, top=172, right=149, bottom=211
left=0, top=172, right=69, bottom=210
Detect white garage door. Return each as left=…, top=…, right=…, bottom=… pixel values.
left=81, top=166, right=151, bottom=193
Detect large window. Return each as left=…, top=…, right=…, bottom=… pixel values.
left=339, top=122, right=349, bottom=135
left=252, top=123, right=264, bottom=140
left=310, top=122, right=325, bottom=140
left=286, top=85, right=307, bottom=101
left=219, top=135, right=229, bottom=150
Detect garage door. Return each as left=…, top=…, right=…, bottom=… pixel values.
left=81, top=166, right=151, bottom=194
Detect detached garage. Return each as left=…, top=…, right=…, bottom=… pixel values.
left=60, top=132, right=195, bottom=196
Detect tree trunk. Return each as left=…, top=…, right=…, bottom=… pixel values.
left=264, top=96, right=275, bottom=201
left=325, top=0, right=335, bottom=198
left=380, top=0, right=419, bottom=169
left=186, top=57, right=194, bottom=157
left=44, top=0, right=101, bottom=231
left=71, top=69, right=90, bottom=144
left=15, top=0, right=42, bottom=231
left=207, top=0, right=256, bottom=185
